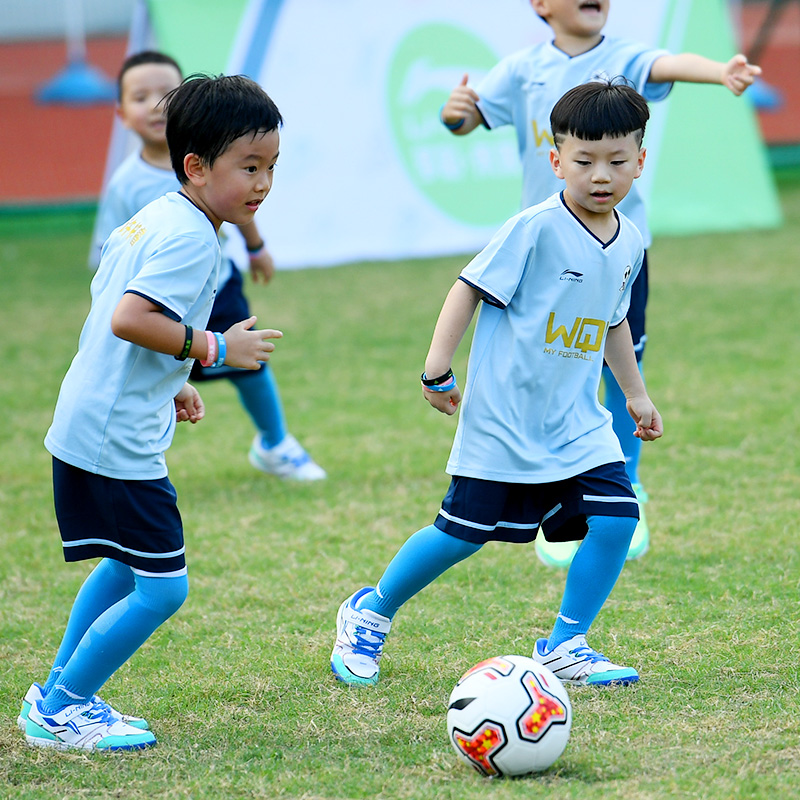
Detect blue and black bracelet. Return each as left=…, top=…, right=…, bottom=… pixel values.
left=421, top=368, right=457, bottom=392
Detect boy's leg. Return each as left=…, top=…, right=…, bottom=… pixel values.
left=26, top=570, right=186, bottom=751
left=360, top=524, right=482, bottom=618
left=233, top=367, right=327, bottom=481
left=39, top=571, right=188, bottom=714
left=19, top=558, right=149, bottom=732
left=230, top=366, right=287, bottom=449
left=331, top=524, right=482, bottom=685
left=602, top=363, right=649, bottom=560
left=532, top=514, right=639, bottom=686
left=41, top=558, right=135, bottom=696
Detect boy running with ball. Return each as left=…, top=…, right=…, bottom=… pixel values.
left=332, top=80, right=661, bottom=688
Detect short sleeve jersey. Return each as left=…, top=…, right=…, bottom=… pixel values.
left=447, top=192, right=644, bottom=483
left=46, top=192, right=221, bottom=479
left=92, top=151, right=236, bottom=283
left=476, top=36, right=672, bottom=247
left=91, top=152, right=178, bottom=269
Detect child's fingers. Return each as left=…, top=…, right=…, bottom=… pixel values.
left=258, top=328, right=283, bottom=340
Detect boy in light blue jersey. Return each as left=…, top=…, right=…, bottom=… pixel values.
left=22, top=74, right=283, bottom=753
left=91, top=51, right=325, bottom=482
left=332, top=80, right=662, bottom=689
left=441, top=0, right=760, bottom=565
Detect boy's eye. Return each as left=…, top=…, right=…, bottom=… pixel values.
left=575, top=160, right=591, bottom=166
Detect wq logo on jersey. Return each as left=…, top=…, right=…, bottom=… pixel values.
left=543, top=313, right=607, bottom=358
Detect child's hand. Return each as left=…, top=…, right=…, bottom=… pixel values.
left=442, top=73, right=480, bottom=128
left=722, top=54, right=761, bottom=95
left=423, top=385, right=462, bottom=416
left=626, top=395, right=663, bottom=442
left=223, top=316, right=283, bottom=369
left=175, top=383, right=205, bottom=424
left=249, top=247, right=276, bottom=284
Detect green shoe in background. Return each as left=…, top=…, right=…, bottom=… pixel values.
left=626, top=483, right=650, bottom=560
left=535, top=537, right=579, bottom=569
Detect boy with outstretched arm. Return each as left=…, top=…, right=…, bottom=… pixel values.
left=441, top=0, right=759, bottom=566
left=20, top=74, right=282, bottom=752
left=332, top=80, right=661, bottom=688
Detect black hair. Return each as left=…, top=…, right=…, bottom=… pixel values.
left=117, top=50, right=182, bottom=100
left=163, top=74, right=284, bottom=184
left=550, top=79, right=650, bottom=148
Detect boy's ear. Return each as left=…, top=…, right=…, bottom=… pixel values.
left=549, top=147, right=564, bottom=179
left=635, top=147, right=647, bottom=179
left=530, top=0, right=549, bottom=18
left=183, top=153, right=207, bottom=187
left=115, top=104, right=131, bottom=129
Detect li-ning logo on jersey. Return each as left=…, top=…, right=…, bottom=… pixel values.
left=544, top=312, right=607, bottom=358
left=560, top=269, right=584, bottom=283
left=620, top=265, right=632, bottom=293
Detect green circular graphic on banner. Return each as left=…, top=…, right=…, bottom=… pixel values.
left=387, top=23, right=521, bottom=227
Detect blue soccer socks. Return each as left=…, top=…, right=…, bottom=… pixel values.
left=358, top=525, right=482, bottom=620
left=40, top=568, right=188, bottom=716
left=547, top=514, right=636, bottom=650
left=231, top=366, right=287, bottom=449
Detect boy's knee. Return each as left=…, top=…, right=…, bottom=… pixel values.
left=587, top=514, right=637, bottom=547
left=137, top=574, right=189, bottom=619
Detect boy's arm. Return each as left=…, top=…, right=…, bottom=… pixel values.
left=440, top=73, right=484, bottom=136
left=111, top=292, right=282, bottom=369
left=604, top=321, right=663, bottom=442
left=238, top=220, right=276, bottom=284
left=422, top=279, right=481, bottom=415
left=648, top=53, right=761, bottom=96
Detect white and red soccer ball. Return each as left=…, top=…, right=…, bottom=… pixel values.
left=447, top=655, right=572, bottom=777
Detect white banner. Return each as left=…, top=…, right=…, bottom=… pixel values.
left=232, top=0, right=672, bottom=268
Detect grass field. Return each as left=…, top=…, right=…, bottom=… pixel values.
left=1, top=175, right=799, bottom=799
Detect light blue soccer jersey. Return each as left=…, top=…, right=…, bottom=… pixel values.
left=446, top=192, right=644, bottom=483
left=92, top=151, right=236, bottom=283
left=46, top=192, right=221, bottom=480
left=476, top=36, right=672, bottom=247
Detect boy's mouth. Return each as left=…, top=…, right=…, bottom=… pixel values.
left=579, top=1, right=602, bottom=12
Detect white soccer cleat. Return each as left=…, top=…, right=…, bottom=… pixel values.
left=25, top=698, right=156, bottom=752
left=532, top=635, right=639, bottom=686
left=331, top=587, right=391, bottom=686
left=248, top=433, right=327, bottom=481
left=18, top=682, right=149, bottom=732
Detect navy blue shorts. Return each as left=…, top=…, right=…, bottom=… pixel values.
left=52, top=458, right=186, bottom=576
left=627, top=251, right=648, bottom=362
left=434, top=462, right=638, bottom=545
left=190, top=264, right=264, bottom=382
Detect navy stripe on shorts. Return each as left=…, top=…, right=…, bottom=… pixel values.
left=52, top=457, right=186, bottom=576
left=434, top=462, right=638, bottom=545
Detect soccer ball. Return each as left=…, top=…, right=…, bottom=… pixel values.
left=446, top=655, right=572, bottom=777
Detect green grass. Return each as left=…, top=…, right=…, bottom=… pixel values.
left=1, top=180, right=799, bottom=799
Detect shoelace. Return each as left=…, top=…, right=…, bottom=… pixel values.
left=87, top=698, right=119, bottom=725
left=351, top=626, right=386, bottom=659
left=569, top=645, right=610, bottom=664
left=279, top=444, right=312, bottom=468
